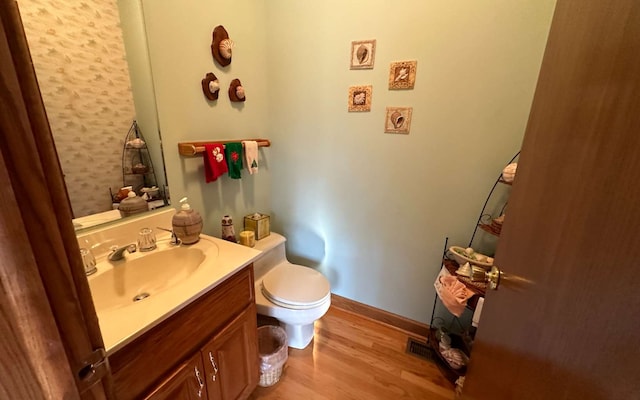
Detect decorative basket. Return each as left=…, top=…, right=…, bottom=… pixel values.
left=448, top=246, right=493, bottom=268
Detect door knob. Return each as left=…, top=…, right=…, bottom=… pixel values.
left=485, top=266, right=502, bottom=290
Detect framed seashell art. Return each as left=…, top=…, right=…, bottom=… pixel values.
left=384, top=106, right=413, bottom=134
left=348, top=85, right=372, bottom=112
left=388, top=60, right=417, bottom=90
left=350, top=40, right=376, bottom=69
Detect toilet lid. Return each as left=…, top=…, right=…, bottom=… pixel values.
left=261, top=263, right=330, bottom=309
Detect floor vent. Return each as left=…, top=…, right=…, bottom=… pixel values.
left=406, top=337, right=435, bottom=362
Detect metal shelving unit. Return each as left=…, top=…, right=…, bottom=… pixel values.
left=426, top=151, right=520, bottom=383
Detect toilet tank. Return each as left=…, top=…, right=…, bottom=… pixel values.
left=252, top=233, right=288, bottom=280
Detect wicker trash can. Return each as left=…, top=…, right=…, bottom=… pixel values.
left=257, top=325, right=288, bottom=387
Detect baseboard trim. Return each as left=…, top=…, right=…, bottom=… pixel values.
left=330, top=294, right=429, bottom=338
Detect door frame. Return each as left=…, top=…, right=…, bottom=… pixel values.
left=0, top=2, right=112, bottom=398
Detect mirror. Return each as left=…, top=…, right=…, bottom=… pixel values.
left=17, top=0, right=168, bottom=230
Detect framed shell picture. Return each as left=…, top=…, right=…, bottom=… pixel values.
left=388, top=60, right=417, bottom=90
left=350, top=40, right=376, bottom=69
left=348, top=85, right=372, bottom=112
left=384, top=107, right=413, bottom=134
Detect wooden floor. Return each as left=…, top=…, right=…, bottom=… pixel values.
left=249, top=306, right=455, bottom=400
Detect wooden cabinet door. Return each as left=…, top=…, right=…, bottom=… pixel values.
left=145, top=354, right=207, bottom=400
left=202, top=305, right=259, bottom=400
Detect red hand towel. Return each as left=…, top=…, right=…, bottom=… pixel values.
left=203, top=143, right=228, bottom=182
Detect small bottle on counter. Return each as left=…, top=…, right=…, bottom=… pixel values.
left=221, top=215, right=237, bottom=243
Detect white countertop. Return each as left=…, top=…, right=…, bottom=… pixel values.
left=87, top=233, right=261, bottom=354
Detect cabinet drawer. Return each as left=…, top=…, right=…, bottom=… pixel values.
left=110, top=265, right=255, bottom=400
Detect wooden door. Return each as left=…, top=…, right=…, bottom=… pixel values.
left=1, top=1, right=112, bottom=399
left=462, top=1, right=640, bottom=399
left=203, top=306, right=259, bottom=400
left=145, top=354, right=207, bottom=400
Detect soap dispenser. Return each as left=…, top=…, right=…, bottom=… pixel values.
left=172, top=197, right=203, bottom=244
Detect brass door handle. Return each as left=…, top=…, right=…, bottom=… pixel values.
left=485, top=266, right=502, bottom=290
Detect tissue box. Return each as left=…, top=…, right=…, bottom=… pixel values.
left=244, top=213, right=270, bottom=240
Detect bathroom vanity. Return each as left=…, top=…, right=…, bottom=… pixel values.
left=77, top=209, right=262, bottom=400
left=110, top=265, right=258, bottom=400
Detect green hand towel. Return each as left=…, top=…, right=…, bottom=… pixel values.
left=225, top=142, right=243, bottom=179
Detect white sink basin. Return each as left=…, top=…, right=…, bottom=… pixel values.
left=84, top=230, right=261, bottom=353
left=89, top=245, right=211, bottom=311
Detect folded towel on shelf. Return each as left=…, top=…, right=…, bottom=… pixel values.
left=242, top=140, right=259, bottom=174
left=225, top=142, right=243, bottom=179
left=203, top=143, right=228, bottom=182
left=434, top=266, right=474, bottom=317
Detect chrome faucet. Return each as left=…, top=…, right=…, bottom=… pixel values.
left=108, top=244, right=137, bottom=261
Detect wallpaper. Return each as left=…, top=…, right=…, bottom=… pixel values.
left=19, top=0, right=136, bottom=217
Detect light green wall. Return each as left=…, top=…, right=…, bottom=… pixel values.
left=266, top=0, right=556, bottom=322
left=144, top=0, right=556, bottom=323
left=142, top=0, right=271, bottom=235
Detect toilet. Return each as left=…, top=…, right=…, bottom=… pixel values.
left=252, top=233, right=331, bottom=349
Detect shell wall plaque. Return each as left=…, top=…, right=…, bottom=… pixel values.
left=201, top=72, right=220, bottom=101
left=350, top=40, right=376, bottom=69
left=229, top=78, right=246, bottom=102
left=384, top=107, right=413, bottom=134
left=348, top=85, right=372, bottom=112
left=211, top=25, right=233, bottom=67
left=388, top=60, right=417, bottom=90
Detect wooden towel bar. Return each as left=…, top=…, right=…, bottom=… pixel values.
left=178, top=139, right=271, bottom=156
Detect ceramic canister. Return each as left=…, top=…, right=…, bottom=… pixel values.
left=118, top=192, right=148, bottom=217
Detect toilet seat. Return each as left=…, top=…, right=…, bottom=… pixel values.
left=261, top=263, right=330, bottom=310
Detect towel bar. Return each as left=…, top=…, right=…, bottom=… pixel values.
left=178, top=139, right=271, bottom=156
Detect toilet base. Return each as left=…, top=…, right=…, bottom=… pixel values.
left=281, top=322, right=315, bottom=349
left=254, top=278, right=331, bottom=350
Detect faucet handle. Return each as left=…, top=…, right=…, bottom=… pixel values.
left=80, top=248, right=97, bottom=276
left=157, top=227, right=181, bottom=245
left=138, top=228, right=157, bottom=252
